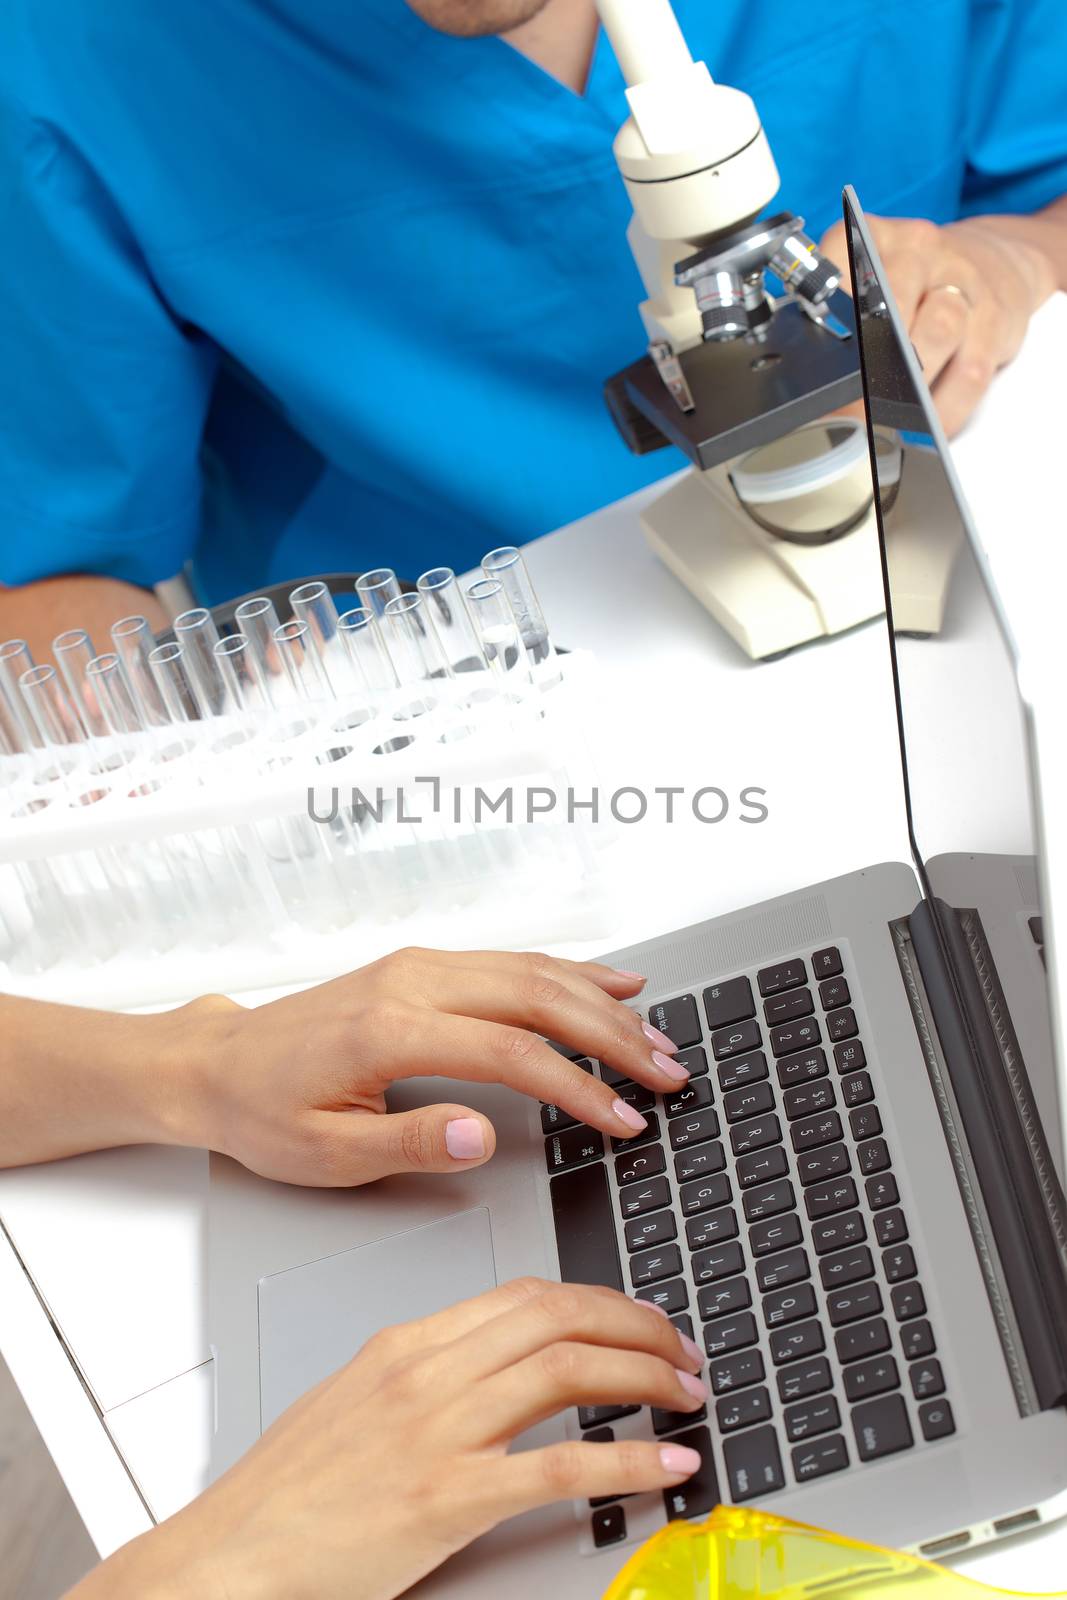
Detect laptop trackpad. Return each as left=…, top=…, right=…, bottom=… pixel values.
left=257, top=1207, right=498, bottom=1430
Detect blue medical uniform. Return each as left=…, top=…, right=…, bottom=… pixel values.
left=2, top=0, right=1066, bottom=604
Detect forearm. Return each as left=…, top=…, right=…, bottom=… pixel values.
left=960, top=194, right=1067, bottom=294
left=0, top=575, right=167, bottom=667
left=0, top=994, right=214, bottom=1168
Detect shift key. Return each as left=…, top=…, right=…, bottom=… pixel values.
left=662, top=1425, right=720, bottom=1522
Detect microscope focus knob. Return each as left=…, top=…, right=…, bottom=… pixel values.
left=770, top=231, right=842, bottom=306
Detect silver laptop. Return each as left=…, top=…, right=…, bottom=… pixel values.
left=207, top=190, right=1067, bottom=1589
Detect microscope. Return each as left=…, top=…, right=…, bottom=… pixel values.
left=593, top=0, right=961, bottom=659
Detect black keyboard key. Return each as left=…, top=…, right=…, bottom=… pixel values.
left=811, top=947, right=843, bottom=980
left=874, top=1208, right=908, bottom=1246
left=852, top=1394, right=913, bottom=1461
left=755, top=1247, right=810, bottom=1292
left=580, top=1402, right=639, bottom=1428
left=711, top=1019, right=762, bottom=1061
left=843, top=1354, right=900, bottom=1403
left=826, top=1007, right=858, bottom=1042
left=834, top=1039, right=867, bottom=1074
left=691, top=1241, right=744, bottom=1284
left=764, top=988, right=814, bottom=1026
left=614, top=1144, right=667, bottom=1188
left=663, top=1078, right=714, bottom=1119
left=805, top=1176, right=858, bottom=1219
left=678, top=1173, right=732, bottom=1217
left=811, top=1209, right=866, bottom=1255
left=777, top=1355, right=833, bottom=1402
left=674, top=1044, right=709, bottom=1079
left=631, top=1245, right=683, bottom=1288
left=797, top=1143, right=851, bottom=1186
left=652, top=1402, right=707, bottom=1437
left=585, top=1426, right=624, bottom=1508
left=669, top=1108, right=720, bottom=1151
left=735, top=1146, right=789, bottom=1189
left=624, top=1209, right=677, bottom=1253
left=820, top=1246, right=873, bottom=1290
left=541, top=1102, right=578, bottom=1135
left=600, top=1062, right=634, bottom=1088
left=671, top=1313, right=695, bottom=1341
left=748, top=1212, right=803, bottom=1256
left=835, top=1317, right=890, bottom=1363
left=686, top=1206, right=739, bottom=1251
left=703, top=1312, right=758, bottom=1357
left=842, top=1070, right=874, bottom=1107
left=730, top=1114, right=781, bottom=1156
left=791, top=1111, right=843, bottom=1153
left=619, top=1175, right=672, bottom=1220
left=858, top=1138, right=890, bottom=1176
left=891, top=1281, right=927, bottom=1321
left=849, top=1104, right=882, bottom=1141
left=697, top=1276, right=751, bottom=1321
left=647, top=993, right=702, bottom=1050
left=762, top=1283, right=817, bottom=1327
left=782, top=1079, right=836, bottom=1121
left=770, top=1017, right=821, bottom=1058
left=769, top=1319, right=824, bottom=1365
left=546, top=1127, right=605, bottom=1174
left=784, top=1394, right=840, bottom=1442
left=744, top=1179, right=796, bottom=1224
left=827, top=1280, right=883, bottom=1326
left=613, top=1081, right=657, bottom=1115
left=757, top=958, right=807, bottom=997
left=910, top=1358, right=945, bottom=1400
left=717, top=1051, right=768, bottom=1091
left=716, top=1386, right=772, bottom=1432
left=792, top=1434, right=849, bottom=1481
left=636, top=1278, right=689, bottom=1315
left=866, top=1173, right=899, bottom=1211
left=919, top=1399, right=955, bottom=1440
left=703, top=976, right=755, bottom=1031
left=710, top=1348, right=765, bottom=1395
left=882, top=1244, right=917, bottom=1283
left=662, top=1425, right=719, bottom=1522
left=550, top=1162, right=623, bottom=1293
left=818, top=976, right=851, bottom=1011
left=611, top=1111, right=662, bottom=1153
left=546, top=1042, right=592, bottom=1064
left=723, top=1081, right=775, bottom=1123
left=776, top=1048, right=828, bottom=1087
left=1029, top=915, right=1044, bottom=945
left=592, top=1504, right=627, bottom=1548
left=675, top=1142, right=726, bottom=1183
left=723, top=1426, right=784, bottom=1501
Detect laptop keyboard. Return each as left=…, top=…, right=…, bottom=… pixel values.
left=543, top=944, right=956, bottom=1550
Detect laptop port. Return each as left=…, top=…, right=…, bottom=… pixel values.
left=993, top=1510, right=1040, bottom=1536
left=920, top=1532, right=972, bottom=1558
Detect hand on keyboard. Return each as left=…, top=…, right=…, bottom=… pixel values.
left=163, top=947, right=688, bottom=1186
left=70, top=1279, right=706, bottom=1600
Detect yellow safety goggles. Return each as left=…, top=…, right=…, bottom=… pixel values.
left=603, top=1507, right=1063, bottom=1600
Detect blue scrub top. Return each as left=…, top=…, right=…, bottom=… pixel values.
left=2, top=0, right=1066, bottom=604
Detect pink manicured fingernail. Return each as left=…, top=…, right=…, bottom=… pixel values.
left=678, top=1333, right=703, bottom=1366
left=676, top=1368, right=708, bottom=1402
left=652, top=1049, right=690, bottom=1083
left=614, top=968, right=646, bottom=982
left=612, top=1098, right=649, bottom=1133
left=445, top=1118, right=486, bottom=1160
left=643, top=1022, right=678, bottom=1054
left=660, top=1444, right=702, bottom=1476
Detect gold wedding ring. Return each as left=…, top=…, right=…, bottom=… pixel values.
left=929, top=281, right=973, bottom=307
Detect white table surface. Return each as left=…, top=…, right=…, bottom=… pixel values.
left=2, top=296, right=1067, bottom=1590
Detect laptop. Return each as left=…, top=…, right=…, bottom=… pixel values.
left=206, top=189, right=1067, bottom=1588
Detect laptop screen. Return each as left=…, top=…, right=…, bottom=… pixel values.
left=842, top=190, right=1061, bottom=1158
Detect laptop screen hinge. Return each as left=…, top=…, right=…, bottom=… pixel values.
left=895, top=899, right=1067, bottom=1413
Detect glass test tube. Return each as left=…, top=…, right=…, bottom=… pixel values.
left=417, top=568, right=489, bottom=677
left=235, top=596, right=285, bottom=704
left=174, top=608, right=225, bottom=717
left=274, top=619, right=333, bottom=704
left=337, top=608, right=397, bottom=701
left=214, top=633, right=272, bottom=717
left=148, top=642, right=201, bottom=725
left=19, top=663, right=84, bottom=757
left=111, top=615, right=168, bottom=727
left=289, top=582, right=339, bottom=654
left=1, top=640, right=41, bottom=749
left=466, top=579, right=531, bottom=689
left=355, top=568, right=402, bottom=620
left=380, top=592, right=450, bottom=685
left=53, top=628, right=107, bottom=738
left=480, top=546, right=554, bottom=667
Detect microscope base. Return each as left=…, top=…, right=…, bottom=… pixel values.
left=641, top=450, right=962, bottom=660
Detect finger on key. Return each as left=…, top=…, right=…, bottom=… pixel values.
left=431, top=1282, right=705, bottom=1390
left=474, top=1439, right=703, bottom=1523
